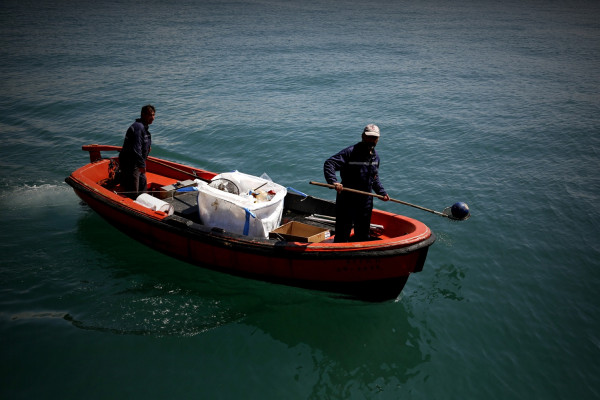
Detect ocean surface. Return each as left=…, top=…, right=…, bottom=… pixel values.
left=1, top=0, right=599, bottom=398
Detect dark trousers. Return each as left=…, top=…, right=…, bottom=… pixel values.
left=334, top=193, right=373, bottom=243
left=120, top=167, right=147, bottom=199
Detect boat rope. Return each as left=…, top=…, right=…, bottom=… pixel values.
left=111, top=189, right=176, bottom=199
left=147, top=158, right=209, bottom=181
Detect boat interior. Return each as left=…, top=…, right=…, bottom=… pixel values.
left=164, top=189, right=339, bottom=234
left=95, top=156, right=418, bottom=242
left=103, top=162, right=343, bottom=240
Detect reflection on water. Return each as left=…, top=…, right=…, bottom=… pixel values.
left=410, top=263, right=466, bottom=304
left=69, top=210, right=256, bottom=336
left=70, top=208, right=430, bottom=395
left=241, top=300, right=427, bottom=398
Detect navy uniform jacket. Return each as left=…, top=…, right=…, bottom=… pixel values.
left=119, top=119, right=151, bottom=171
left=324, top=141, right=387, bottom=208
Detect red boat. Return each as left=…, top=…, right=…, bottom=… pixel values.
left=65, top=144, right=436, bottom=301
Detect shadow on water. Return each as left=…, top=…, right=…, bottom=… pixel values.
left=70, top=208, right=430, bottom=393
left=417, top=263, right=466, bottom=303
left=70, top=208, right=268, bottom=336
left=241, top=300, right=427, bottom=397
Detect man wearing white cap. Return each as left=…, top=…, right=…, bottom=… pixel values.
left=324, top=124, right=390, bottom=242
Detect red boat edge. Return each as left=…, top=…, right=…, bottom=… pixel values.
left=65, top=144, right=436, bottom=301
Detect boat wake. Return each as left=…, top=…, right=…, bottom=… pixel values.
left=61, top=288, right=249, bottom=338
left=0, top=182, right=76, bottom=212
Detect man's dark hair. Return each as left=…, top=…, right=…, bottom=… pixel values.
left=141, top=104, right=155, bottom=116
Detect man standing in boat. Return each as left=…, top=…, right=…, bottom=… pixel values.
left=118, top=105, right=155, bottom=198
left=324, top=124, right=390, bottom=242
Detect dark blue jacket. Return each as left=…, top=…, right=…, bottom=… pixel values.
left=324, top=142, right=387, bottom=197
left=119, top=119, right=151, bottom=170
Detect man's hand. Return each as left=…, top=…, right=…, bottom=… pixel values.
left=381, top=194, right=390, bottom=201
left=333, top=182, right=343, bottom=193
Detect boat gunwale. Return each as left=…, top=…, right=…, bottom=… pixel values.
left=67, top=173, right=435, bottom=259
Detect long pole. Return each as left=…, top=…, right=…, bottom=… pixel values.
left=309, top=181, right=449, bottom=218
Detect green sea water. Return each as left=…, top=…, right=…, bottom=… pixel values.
left=1, top=0, right=599, bottom=398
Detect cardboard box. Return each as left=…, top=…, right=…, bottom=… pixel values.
left=269, top=221, right=330, bottom=243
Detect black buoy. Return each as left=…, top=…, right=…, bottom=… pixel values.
left=450, top=202, right=470, bottom=220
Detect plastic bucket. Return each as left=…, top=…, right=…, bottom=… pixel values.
left=135, top=193, right=174, bottom=215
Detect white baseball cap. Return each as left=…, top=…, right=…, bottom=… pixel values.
left=362, top=124, right=380, bottom=137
